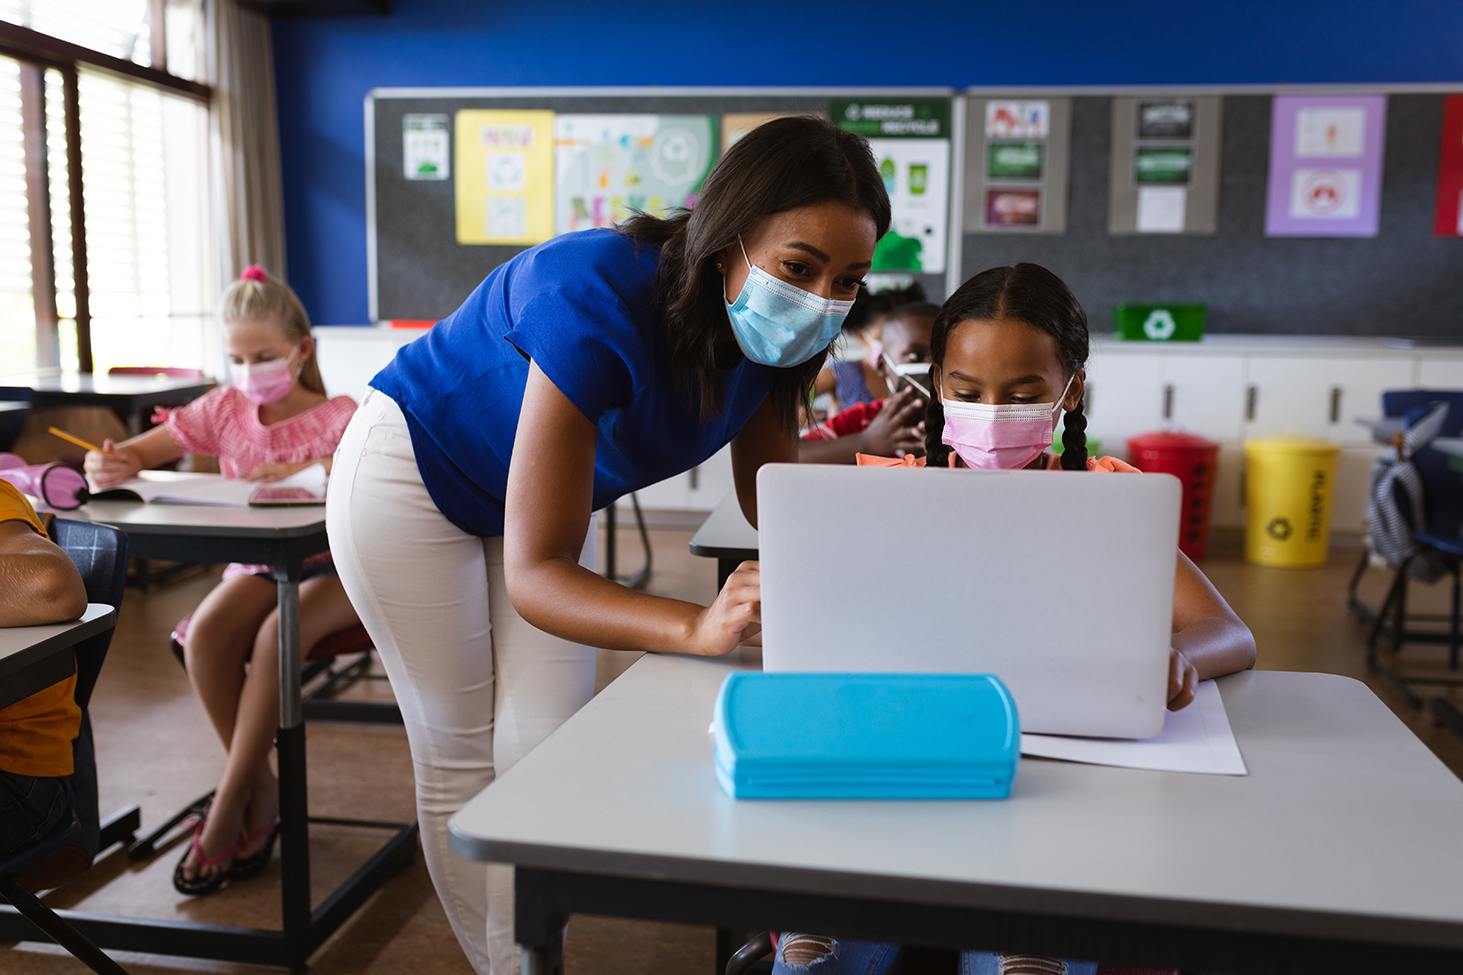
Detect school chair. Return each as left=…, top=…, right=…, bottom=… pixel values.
left=125, top=615, right=401, bottom=860
left=1352, top=393, right=1463, bottom=727
left=0, top=385, right=31, bottom=454
left=0, top=519, right=138, bottom=975
left=1349, top=391, right=1463, bottom=630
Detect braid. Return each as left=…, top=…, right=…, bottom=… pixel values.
left=1060, top=396, right=1088, bottom=471
left=925, top=396, right=951, bottom=468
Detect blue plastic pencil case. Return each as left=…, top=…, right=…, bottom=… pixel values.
left=712, top=672, right=1019, bottom=800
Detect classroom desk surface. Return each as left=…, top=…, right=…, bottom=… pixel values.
left=450, top=651, right=1463, bottom=974
left=688, top=491, right=758, bottom=588
left=9, top=371, right=214, bottom=435
left=0, top=603, right=115, bottom=710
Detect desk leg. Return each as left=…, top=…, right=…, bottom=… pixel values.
left=717, top=558, right=736, bottom=591
left=275, top=570, right=311, bottom=973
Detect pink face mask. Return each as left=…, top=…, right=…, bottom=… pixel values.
left=940, top=373, right=1075, bottom=470
left=231, top=348, right=300, bottom=405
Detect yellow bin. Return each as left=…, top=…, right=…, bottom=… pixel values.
left=1244, top=436, right=1341, bottom=567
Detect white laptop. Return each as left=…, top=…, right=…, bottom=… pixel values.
left=756, top=464, right=1181, bottom=739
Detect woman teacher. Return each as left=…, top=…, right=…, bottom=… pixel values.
left=326, top=116, right=890, bottom=974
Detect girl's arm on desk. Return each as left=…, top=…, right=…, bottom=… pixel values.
left=244, top=456, right=335, bottom=482
left=1168, top=551, right=1258, bottom=710
left=82, top=425, right=183, bottom=489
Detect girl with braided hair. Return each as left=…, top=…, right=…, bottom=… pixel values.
left=774, top=264, right=1256, bottom=975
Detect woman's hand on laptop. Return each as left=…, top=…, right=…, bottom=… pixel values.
left=1167, top=648, right=1199, bottom=710
left=687, top=561, right=762, bottom=656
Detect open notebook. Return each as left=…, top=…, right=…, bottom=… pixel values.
left=88, top=464, right=328, bottom=507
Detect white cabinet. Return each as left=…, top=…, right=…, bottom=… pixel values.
left=1326, top=356, right=1419, bottom=445
left=1242, top=355, right=1334, bottom=440
left=685, top=445, right=736, bottom=510
left=1162, top=354, right=1245, bottom=440
left=1418, top=356, right=1463, bottom=388
left=1083, top=350, right=1163, bottom=453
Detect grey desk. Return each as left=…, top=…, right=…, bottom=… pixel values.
left=1433, top=437, right=1463, bottom=458
left=0, top=603, right=115, bottom=709
left=689, top=491, right=759, bottom=589
left=13, top=371, right=214, bottom=435
left=0, top=500, right=417, bottom=972
left=451, top=652, right=1463, bottom=975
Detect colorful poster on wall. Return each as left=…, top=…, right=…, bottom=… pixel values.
left=1264, top=95, right=1386, bottom=237
left=453, top=110, right=554, bottom=245
left=1434, top=95, right=1463, bottom=237
left=965, top=97, right=1071, bottom=234
left=553, top=115, right=717, bottom=235
left=1109, top=96, right=1222, bottom=235
left=831, top=98, right=949, bottom=272
left=403, top=114, right=450, bottom=180
left=721, top=112, right=824, bottom=151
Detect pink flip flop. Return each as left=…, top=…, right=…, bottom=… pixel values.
left=172, top=818, right=237, bottom=896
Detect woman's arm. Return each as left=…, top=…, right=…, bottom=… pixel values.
left=729, top=395, right=798, bottom=528
left=83, top=425, right=184, bottom=489
left=1166, top=551, right=1257, bottom=709
left=502, top=362, right=760, bottom=656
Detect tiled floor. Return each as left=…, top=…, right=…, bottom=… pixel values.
left=4, top=527, right=1460, bottom=974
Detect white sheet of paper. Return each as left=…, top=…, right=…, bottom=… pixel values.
left=96, top=464, right=328, bottom=506
left=1136, top=185, right=1187, bottom=233
left=1020, top=680, right=1247, bottom=776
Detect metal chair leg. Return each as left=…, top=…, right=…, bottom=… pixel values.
left=0, top=874, right=130, bottom=975
left=1451, top=566, right=1461, bottom=671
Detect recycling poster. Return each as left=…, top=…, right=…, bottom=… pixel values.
left=1108, top=96, right=1223, bottom=235
left=964, top=98, right=1073, bottom=234
left=831, top=98, right=950, bottom=274
left=453, top=109, right=556, bottom=245
left=1264, top=95, right=1386, bottom=237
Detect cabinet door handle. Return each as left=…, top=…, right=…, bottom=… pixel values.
left=689, top=465, right=700, bottom=491
left=1163, top=384, right=1174, bottom=421
left=1329, top=386, right=1342, bottom=424
left=1246, top=384, right=1258, bottom=422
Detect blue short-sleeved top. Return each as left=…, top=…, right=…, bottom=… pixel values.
left=371, top=229, right=774, bottom=537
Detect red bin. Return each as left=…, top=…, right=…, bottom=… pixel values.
left=1126, top=431, right=1220, bottom=562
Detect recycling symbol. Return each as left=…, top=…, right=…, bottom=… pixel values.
left=1266, top=517, right=1293, bottom=541
left=1142, top=309, right=1177, bottom=340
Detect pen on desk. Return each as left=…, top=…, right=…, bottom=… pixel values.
left=48, top=427, right=108, bottom=453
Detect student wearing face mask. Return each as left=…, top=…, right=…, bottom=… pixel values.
left=325, top=116, right=889, bottom=975
left=784, top=264, right=1256, bottom=975
left=800, top=301, right=936, bottom=463
left=84, top=266, right=359, bottom=896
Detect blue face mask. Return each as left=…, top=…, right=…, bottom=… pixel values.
left=723, top=238, right=855, bottom=368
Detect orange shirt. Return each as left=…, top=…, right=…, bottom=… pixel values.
left=0, top=479, right=81, bottom=777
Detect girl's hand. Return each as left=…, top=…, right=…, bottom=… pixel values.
left=245, top=460, right=312, bottom=483
left=84, top=439, right=141, bottom=489
left=686, top=561, right=762, bottom=656
left=1167, top=647, right=1199, bottom=710
left=857, top=386, right=925, bottom=458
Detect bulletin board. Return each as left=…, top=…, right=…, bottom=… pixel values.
left=367, top=87, right=957, bottom=323
left=957, top=89, right=1463, bottom=339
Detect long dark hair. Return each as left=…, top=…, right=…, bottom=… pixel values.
left=925, top=264, right=1090, bottom=470
left=619, top=116, right=891, bottom=432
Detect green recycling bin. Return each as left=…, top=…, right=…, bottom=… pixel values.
left=1114, top=304, right=1206, bottom=342
left=1243, top=436, right=1341, bottom=568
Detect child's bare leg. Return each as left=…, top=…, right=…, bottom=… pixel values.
left=183, top=575, right=279, bottom=751
left=222, top=576, right=362, bottom=862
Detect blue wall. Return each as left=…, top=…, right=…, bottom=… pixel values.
left=272, top=0, right=1463, bottom=325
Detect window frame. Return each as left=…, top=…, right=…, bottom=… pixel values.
left=0, top=6, right=212, bottom=373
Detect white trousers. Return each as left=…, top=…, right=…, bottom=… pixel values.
left=326, top=389, right=596, bottom=975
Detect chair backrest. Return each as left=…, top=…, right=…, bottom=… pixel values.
left=49, top=520, right=128, bottom=709
left=1382, top=390, right=1463, bottom=437
left=49, top=519, right=128, bottom=862
left=106, top=366, right=205, bottom=379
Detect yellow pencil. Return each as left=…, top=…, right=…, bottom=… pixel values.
left=48, top=427, right=108, bottom=453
